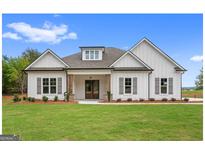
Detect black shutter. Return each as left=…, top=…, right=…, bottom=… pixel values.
left=133, top=77, right=137, bottom=94
left=58, top=77, right=62, bottom=94
left=37, top=78, right=41, bottom=94
left=119, top=77, right=124, bottom=95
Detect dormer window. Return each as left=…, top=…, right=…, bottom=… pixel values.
left=81, top=46, right=104, bottom=61
left=85, top=50, right=100, bottom=60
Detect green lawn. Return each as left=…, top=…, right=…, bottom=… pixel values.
left=2, top=98, right=203, bottom=141
left=182, top=89, right=203, bottom=98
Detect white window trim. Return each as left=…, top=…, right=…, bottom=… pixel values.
left=160, top=78, right=168, bottom=95
left=42, top=78, right=57, bottom=95
left=84, top=50, right=100, bottom=60
left=124, top=77, right=132, bottom=95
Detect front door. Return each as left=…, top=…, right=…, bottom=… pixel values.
left=85, top=80, right=99, bottom=99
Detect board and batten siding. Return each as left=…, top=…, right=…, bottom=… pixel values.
left=27, top=71, right=67, bottom=100
left=131, top=41, right=182, bottom=99
left=112, top=53, right=144, bottom=67
left=111, top=71, right=149, bottom=100
left=30, top=52, right=67, bottom=68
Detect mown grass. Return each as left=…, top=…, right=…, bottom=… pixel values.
left=2, top=96, right=203, bottom=141
left=182, top=89, right=203, bottom=98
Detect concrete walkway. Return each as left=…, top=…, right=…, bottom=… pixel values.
left=183, top=97, right=203, bottom=102
left=98, top=102, right=202, bottom=105
left=78, top=100, right=100, bottom=104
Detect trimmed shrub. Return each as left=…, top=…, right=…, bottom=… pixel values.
left=42, top=96, right=48, bottom=102
left=184, top=98, right=189, bottom=102
left=127, top=98, right=132, bottom=102
left=27, top=97, right=32, bottom=102
left=139, top=98, right=144, bottom=102
left=31, top=97, right=35, bottom=102
left=54, top=96, right=58, bottom=101
left=23, top=96, right=27, bottom=101
left=161, top=98, right=168, bottom=102
left=149, top=98, right=155, bottom=101
left=116, top=98, right=121, bottom=102
left=13, top=94, right=21, bottom=102
left=171, top=98, right=176, bottom=101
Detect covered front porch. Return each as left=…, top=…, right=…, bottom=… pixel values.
left=67, top=69, right=111, bottom=101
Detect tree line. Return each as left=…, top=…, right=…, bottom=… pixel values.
left=2, top=49, right=41, bottom=94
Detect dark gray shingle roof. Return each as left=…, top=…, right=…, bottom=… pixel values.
left=62, top=47, right=125, bottom=68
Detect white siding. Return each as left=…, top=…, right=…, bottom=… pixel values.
left=27, top=71, right=67, bottom=100
left=111, top=71, right=149, bottom=100
left=31, top=52, right=66, bottom=68
left=131, top=41, right=182, bottom=99
left=73, top=75, right=108, bottom=100
left=113, top=53, right=144, bottom=67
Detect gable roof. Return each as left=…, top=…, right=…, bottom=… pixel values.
left=62, top=47, right=125, bottom=68
left=109, top=51, right=153, bottom=70
left=129, top=37, right=186, bottom=71
left=25, top=49, right=69, bottom=70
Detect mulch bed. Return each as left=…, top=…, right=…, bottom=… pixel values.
left=8, top=100, right=78, bottom=105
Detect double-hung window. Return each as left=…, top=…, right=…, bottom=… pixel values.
left=50, top=78, right=56, bottom=94
left=125, top=78, right=132, bottom=94
left=161, top=78, right=167, bottom=94
left=43, top=78, right=49, bottom=94
left=42, top=78, right=57, bottom=94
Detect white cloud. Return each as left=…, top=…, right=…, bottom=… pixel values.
left=190, top=55, right=203, bottom=62
left=3, top=32, right=22, bottom=40
left=67, top=32, right=78, bottom=40
left=6, top=21, right=77, bottom=44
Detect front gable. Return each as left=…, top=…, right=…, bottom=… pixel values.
left=112, top=53, right=144, bottom=67
left=110, top=51, right=152, bottom=70
left=130, top=38, right=186, bottom=71
left=25, top=49, right=69, bottom=70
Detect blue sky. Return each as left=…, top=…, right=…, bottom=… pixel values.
left=2, top=14, right=203, bottom=87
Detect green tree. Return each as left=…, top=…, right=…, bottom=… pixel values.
left=22, top=48, right=41, bottom=63
left=2, top=48, right=41, bottom=94
left=7, top=57, right=29, bottom=94
left=195, top=67, right=203, bottom=90
left=2, top=56, right=13, bottom=93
